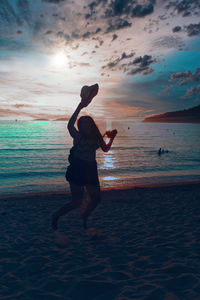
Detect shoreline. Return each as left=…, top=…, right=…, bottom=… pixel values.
left=1, top=179, right=200, bottom=200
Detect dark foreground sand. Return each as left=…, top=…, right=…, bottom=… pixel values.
left=0, top=182, right=200, bottom=300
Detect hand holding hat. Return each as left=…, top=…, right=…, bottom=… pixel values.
left=80, top=83, right=99, bottom=107
left=105, top=129, right=118, bottom=139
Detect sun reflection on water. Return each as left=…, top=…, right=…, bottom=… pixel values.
left=103, top=150, right=115, bottom=169
left=103, top=176, right=117, bottom=181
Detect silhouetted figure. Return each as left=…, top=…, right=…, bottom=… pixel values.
left=158, top=148, right=169, bottom=155
left=51, top=84, right=117, bottom=230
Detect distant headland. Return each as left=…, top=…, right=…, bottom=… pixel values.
left=143, top=105, right=200, bottom=123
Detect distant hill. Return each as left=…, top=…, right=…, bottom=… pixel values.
left=54, top=117, right=68, bottom=121
left=143, top=105, right=200, bottom=123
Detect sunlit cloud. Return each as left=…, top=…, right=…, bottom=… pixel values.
left=0, top=0, right=200, bottom=119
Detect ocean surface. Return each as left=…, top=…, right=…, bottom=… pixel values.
left=0, top=121, right=200, bottom=195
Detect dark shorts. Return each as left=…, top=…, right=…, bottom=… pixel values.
left=65, top=156, right=100, bottom=186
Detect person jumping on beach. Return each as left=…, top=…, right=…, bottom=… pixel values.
left=51, top=84, right=117, bottom=231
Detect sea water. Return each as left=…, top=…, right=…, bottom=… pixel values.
left=0, top=121, right=200, bottom=195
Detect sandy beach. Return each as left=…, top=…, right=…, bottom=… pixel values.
left=0, top=181, right=200, bottom=300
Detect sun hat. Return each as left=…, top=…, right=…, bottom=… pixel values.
left=80, top=83, right=99, bottom=107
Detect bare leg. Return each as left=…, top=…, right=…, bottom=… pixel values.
left=51, top=182, right=84, bottom=230
left=81, top=185, right=101, bottom=229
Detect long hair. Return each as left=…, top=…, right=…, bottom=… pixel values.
left=77, top=116, right=104, bottom=145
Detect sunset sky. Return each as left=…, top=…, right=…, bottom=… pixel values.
left=0, top=0, right=200, bottom=120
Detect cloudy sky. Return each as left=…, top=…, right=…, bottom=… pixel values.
left=0, top=0, right=200, bottom=120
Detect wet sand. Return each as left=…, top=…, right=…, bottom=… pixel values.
left=0, top=181, right=200, bottom=299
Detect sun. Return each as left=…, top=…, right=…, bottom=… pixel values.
left=52, top=51, right=67, bottom=66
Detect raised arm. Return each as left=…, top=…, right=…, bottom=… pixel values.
left=67, top=102, right=84, bottom=138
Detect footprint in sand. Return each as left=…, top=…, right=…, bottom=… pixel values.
left=87, top=228, right=101, bottom=239
left=54, top=233, right=70, bottom=245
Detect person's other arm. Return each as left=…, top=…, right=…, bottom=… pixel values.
left=99, top=130, right=117, bottom=152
